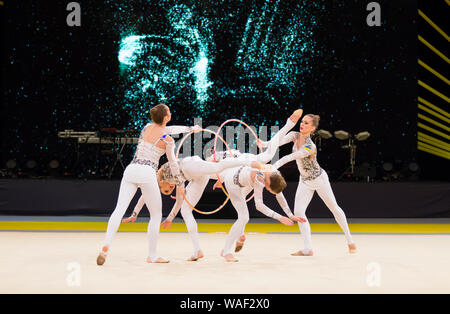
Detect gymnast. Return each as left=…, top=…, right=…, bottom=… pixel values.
left=272, top=114, right=357, bottom=256
left=97, top=104, right=200, bottom=265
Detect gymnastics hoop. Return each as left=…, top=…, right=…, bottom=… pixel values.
left=174, top=128, right=233, bottom=215
left=213, top=119, right=263, bottom=202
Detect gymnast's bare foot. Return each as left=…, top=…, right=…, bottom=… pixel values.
left=224, top=253, right=238, bottom=262
left=96, top=245, right=109, bottom=265
left=289, top=109, right=303, bottom=124
left=348, top=243, right=357, bottom=253
left=291, top=249, right=313, bottom=256
left=146, top=257, right=170, bottom=263
left=235, top=234, right=246, bottom=252
left=187, top=250, right=204, bottom=261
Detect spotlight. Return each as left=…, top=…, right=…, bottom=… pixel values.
left=6, top=160, right=17, bottom=169
left=47, top=160, right=60, bottom=178
left=408, top=162, right=420, bottom=172
left=403, top=161, right=420, bottom=181
left=26, top=160, right=37, bottom=169
left=48, top=160, right=60, bottom=169
left=317, top=129, right=332, bottom=139
left=334, top=130, right=350, bottom=140
left=382, top=162, right=393, bottom=172
left=355, top=131, right=370, bottom=141
left=335, top=130, right=355, bottom=179
left=316, top=129, right=332, bottom=152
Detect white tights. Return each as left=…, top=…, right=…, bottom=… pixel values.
left=294, top=171, right=354, bottom=253
left=179, top=176, right=210, bottom=258
left=103, top=165, right=162, bottom=262
left=222, top=175, right=252, bottom=256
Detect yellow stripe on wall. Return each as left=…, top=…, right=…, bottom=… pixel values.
left=418, top=60, right=450, bottom=85
left=418, top=134, right=450, bottom=151
left=418, top=80, right=450, bottom=103
left=418, top=113, right=450, bottom=132
left=1, top=221, right=450, bottom=234
left=418, top=104, right=450, bottom=124
left=418, top=97, right=450, bottom=118
left=418, top=36, right=450, bottom=64
left=418, top=143, right=450, bottom=159
left=418, top=122, right=450, bottom=140
left=418, top=10, right=450, bottom=42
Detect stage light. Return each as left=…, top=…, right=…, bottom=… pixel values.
left=334, top=130, right=350, bottom=140
left=6, top=160, right=17, bottom=169
left=317, top=129, right=332, bottom=139
left=408, top=162, right=419, bottom=172
left=48, top=160, right=60, bottom=169
left=26, top=160, right=37, bottom=169
left=315, top=129, right=332, bottom=153
left=355, top=131, right=370, bottom=141
left=382, top=162, right=393, bottom=172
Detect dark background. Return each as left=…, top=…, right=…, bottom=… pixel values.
left=0, top=0, right=447, bottom=182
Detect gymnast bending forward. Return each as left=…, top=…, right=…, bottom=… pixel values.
left=272, top=114, right=357, bottom=256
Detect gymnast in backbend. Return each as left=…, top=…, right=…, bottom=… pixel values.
left=272, top=114, right=356, bottom=256
left=97, top=103, right=201, bottom=265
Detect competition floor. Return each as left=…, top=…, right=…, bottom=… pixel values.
left=1, top=216, right=450, bottom=294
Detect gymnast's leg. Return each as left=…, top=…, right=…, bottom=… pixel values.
left=180, top=176, right=210, bottom=261
left=140, top=179, right=168, bottom=263
left=254, top=115, right=298, bottom=163
left=291, top=179, right=315, bottom=256
left=181, top=156, right=254, bottom=179
left=315, top=172, right=356, bottom=253
left=222, top=178, right=250, bottom=262
left=97, top=178, right=138, bottom=265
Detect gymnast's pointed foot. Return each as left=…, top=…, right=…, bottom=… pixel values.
left=235, top=234, right=246, bottom=253
left=146, top=257, right=170, bottom=263
left=187, top=250, right=204, bottom=261
left=289, top=109, right=303, bottom=124
left=348, top=243, right=357, bottom=253
left=224, top=253, right=238, bottom=262
left=291, top=249, right=313, bottom=256
left=96, top=245, right=109, bottom=265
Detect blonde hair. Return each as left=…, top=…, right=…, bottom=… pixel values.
left=305, top=114, right=320, bottom=132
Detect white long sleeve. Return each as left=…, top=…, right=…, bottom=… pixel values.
left=166, top=187, right=185, bottom=221
left=275, top=192, right=294, bottom=218
left=273, top=143, right=316, bottom=170
left=253, top=178, right=282, bottom=220
left=279, top=131, right=298, bottom=146
left=165, top=125, right=193, bottom=135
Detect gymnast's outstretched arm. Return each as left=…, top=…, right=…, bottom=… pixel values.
left=272, top=143, right=316, bottom=170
